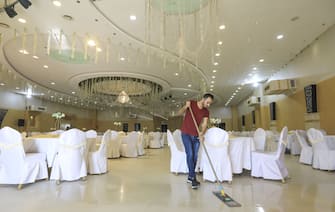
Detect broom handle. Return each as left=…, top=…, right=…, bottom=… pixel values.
left=188, top=107, right=221, bottom=185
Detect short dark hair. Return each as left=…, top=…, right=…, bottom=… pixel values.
left=203, top=93, right=214, bottom=100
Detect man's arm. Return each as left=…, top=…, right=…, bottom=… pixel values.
left=198, top=117, right=209, bottom=141
left=177, top=100, right=191, bottom=116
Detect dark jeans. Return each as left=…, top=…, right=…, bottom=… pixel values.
left=181, top=133, right=200, bottom=180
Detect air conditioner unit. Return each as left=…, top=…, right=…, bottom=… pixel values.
left=129, top=113, right=137, bottom=119
left=247, top=96, right=261, bottom=106
left=26, top=105, right=47, bottom=112
left=264, top=79, right=296, bottom=95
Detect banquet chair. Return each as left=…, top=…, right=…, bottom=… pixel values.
left=0, top=126, right=48, bottom=189
left=149, top=132, right=162, bottom=148
left=307, top=128, right=335, bottom=170
left=88, top=130, right=109, bottom=174
left=251, top=126, right=289, bottom=183
left=201, top=127, right=232, bottom=183
left=120, top=131, right=139, bottom=157
left=295, top=130, right=313, bottom=165
left=107, top=130, right=122, bottom=158
left=167, top=130, right=188, bottom=174
left=137, top=132, right=145, bottom=156
left=253, top=128, right=266, bottom=151
left=50, top=129, right=87, bottom=183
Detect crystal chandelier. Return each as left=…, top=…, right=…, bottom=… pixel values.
left=117, top=91, right=130, bottom=104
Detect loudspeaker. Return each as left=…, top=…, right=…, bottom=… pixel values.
left=134, top=123, right=141, bottom=131
left=18, top=119, right=25, bottom=127
left=18, top=0, right=32, bottom=9
left=5, top=5, right=17, bottom=18
left=304, top=84, right=317, bottom=113
left=161, top=124, right=168, bottom=132
left=122, top=123, right=128, bottom=132
left=242, top=115, right=245, bottom=126
left=252, top=110, right=256, bottom=124
left=269, top=102, right=276, bottom=120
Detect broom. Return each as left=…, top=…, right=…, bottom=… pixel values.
left=188, top=107, right=225, bottom=193
left=188, top=107, right=241, bottom=207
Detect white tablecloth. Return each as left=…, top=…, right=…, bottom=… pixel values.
left=229, top=137, right=255, bottom=173
left=23, top=137, right=59, bottom=167
left=23, top=136, right=98, bottom=167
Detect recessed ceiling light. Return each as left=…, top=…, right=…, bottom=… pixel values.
left=212, top=76, right=216, bottom=79
left=0, top=83, right=5, bottom=86
left=19, top=49, right=29, bottom=54
left=215, top=53, right=220, bottom=57
left=171, top=99, right=176, bottom=103
left=71, top=91, right=76, bottom=94
left=41, top=93, right=45, bottom=96
left=51, top=96, right=54, bottom=98
left=96, top=47, right=102, bottom=52
left=59, top=98, right=63, bottom=100
left=259, top=59, right=264, bottom=62
left=211, top=81, right=215, bottom=84
left=174, top=73, right=179, bottom=76
left=217, top=41, right=223, bottom=45
left=210, top=85, right=214, bottom=88
left=63, top=15, right=73, bottom=21
left=87, top=39, right=96, bottom=47
left=15, top=87, right=20, bottom=90
left=33, top=55, right=39, bottom=59
left=130, top=15, right=137, bottom=21
left=219, top=25, right=226, bottom=30
left=187, top=84, right=192, bottom=87
left=184, top=93, right=188, bottom=96
left=18, top=18, right=26, bottom=24
left=212, top=70, right=217, bottom=73
left=276, top=34, right=284, bottom=40
left=51, top=82, right=55, bottom=85
left=43, top=65, right=48, bottom=69
left=238, top=86, right=242, bottom=90
left=53, top=1, right=62, bottom=7
left=120, top=57, right=125, bottom=61
left=253, top=67, right=257, bottom=70
left=213, top=62, right=219, bottom=66
left=210, top=88, right=213, bottom=91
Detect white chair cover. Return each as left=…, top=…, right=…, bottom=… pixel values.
left=201, top=127, right=232, bottom=182
left=253, top=128, right=266, bottom=151
left=167, top=130, right=188, bottom=174
left=49, top=130, right=64, bottom=135
left=120, top=132, right=139, bottom=157
left=107, top=130, right=122, bottom=158
left=251, top=126, right=289, bottom=181
left=160, top=132, right=167, bottom=147
left=288, top=131, right=301, bottom=155
left=149, top=132, right=162, bottom=148
left=307, top=128, right=335, bottom=170
left=88, top=130, right=109, bottom=174
left=295, top=130, right=313, bottom=165
left=137, top=132, right=145, bottom=156
left=50, top=129, right=87, bottom=182
left=0, top=126, right=48, bottom=186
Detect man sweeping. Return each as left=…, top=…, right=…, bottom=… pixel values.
left=178, top=93, right=214, bottom=189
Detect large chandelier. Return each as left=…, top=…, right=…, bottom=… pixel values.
left=78, top=76, right=163, bottom=106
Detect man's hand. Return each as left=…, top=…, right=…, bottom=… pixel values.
left=199, top=132, right=204, bottom=142
left=185, top=101, right=191, bottom=109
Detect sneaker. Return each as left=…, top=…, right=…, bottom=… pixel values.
left=187, top=177, right=192, bottom=184
left=191, top=179, right=200, bottom=189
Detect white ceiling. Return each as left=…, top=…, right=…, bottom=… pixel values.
left=0, top=0, right=335, bottom=116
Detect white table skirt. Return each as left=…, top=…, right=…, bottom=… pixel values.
left=229, top=137, right=255, bottom=172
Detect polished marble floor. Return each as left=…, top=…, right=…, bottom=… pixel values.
left=0, top=147, right=334, bottom=212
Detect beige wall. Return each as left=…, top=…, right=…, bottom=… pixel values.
left=319, top=76, right=335, bottom=135
left=235, top=76, right=335, bottom=134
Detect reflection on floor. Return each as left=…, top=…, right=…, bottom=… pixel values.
left=0, top=147, right=334, bottom=212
